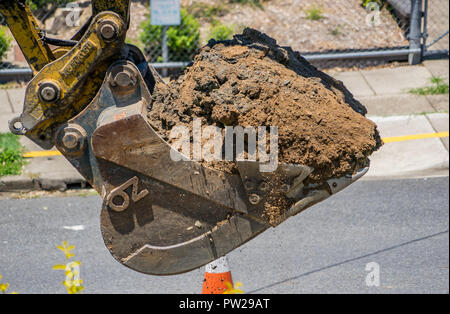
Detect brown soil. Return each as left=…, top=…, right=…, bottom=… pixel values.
left=148, top=28, right=382, bottom=183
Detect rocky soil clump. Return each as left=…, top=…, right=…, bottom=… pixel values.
left=148, top=28, right=382, bottom=183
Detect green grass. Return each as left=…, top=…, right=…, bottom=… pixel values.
left=0, top=133, right=27, bottom=177
left=0, top=25, right=12, bottom=61
left=305, top=6, right=324, bottom=20
left=410, top=77, right=449, bottom=95
left=139, top=8, right=200, bottom=63
left=209, top=22, right=235, bottom=41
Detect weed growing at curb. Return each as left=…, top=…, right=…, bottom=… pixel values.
left=410, top=77, right=449, bottom=95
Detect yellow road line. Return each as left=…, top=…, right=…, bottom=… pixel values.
left=21, top=131, right=450, bottom=158
left=23, top=151, right=62, bottom=158
left=382, top=131, right=449, bottom=143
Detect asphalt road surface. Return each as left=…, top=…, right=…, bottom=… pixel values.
left=0, top=177, right=448, bottom=294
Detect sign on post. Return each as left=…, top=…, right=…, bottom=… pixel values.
left=151, top=0, right=181, bottom=26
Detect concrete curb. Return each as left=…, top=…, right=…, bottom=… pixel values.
left=365, top=113, right=449, bottom=180
left=0, top=173, right=88, bottom=192
left=0, top=174, right=38, bottom=192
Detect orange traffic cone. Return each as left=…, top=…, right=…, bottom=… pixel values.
left=202, top=256, right=233, bottom=294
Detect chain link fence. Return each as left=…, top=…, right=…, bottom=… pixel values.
left=0, top=0, right=448, bottom=81
left=423, top=0, right=449, bottom=56
left=141, top=8, right=200, bottom=65
left=297, top=0, right=413, bottom=68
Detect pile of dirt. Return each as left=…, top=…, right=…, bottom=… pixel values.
left=147, top=28, right=382, bottom=183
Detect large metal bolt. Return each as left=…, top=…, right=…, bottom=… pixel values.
left=110, top=63, right=138, bottom=88
left=62, top=132, right=80, bottom=149
left=8, top=117, right=26, bottom=135
left=114, top=71, right=135, bottom=87
left=99, top=22, right=117, bottom=40
left=249, top=194, right=261, bottom=205
left=38, top=82, right=60, bottom=103
left=57, top=124, right=87, bottom=155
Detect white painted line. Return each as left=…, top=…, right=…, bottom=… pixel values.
left=63, top=225, right=85, bottom=231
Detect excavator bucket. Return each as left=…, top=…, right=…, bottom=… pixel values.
left=1, top=0, right=371, bottom=275
left=53, top=60, right=371, bottom=275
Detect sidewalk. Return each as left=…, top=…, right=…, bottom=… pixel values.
left=330, top=59, right=449, bottom=116
left=0, top=60, right=449, bottom=191
left=329, top=59, right=449, bottom=179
